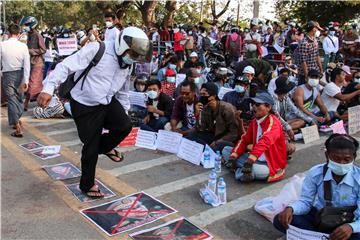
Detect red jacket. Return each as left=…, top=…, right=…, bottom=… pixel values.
left=231, top=114, right=287, bottom=182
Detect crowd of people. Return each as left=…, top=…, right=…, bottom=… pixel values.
left=1, top=12, right=360, bottom=239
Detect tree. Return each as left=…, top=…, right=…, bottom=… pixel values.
left=206, top=0, right=231, bottom=26
left=275, top=0, right=360, bottom=26
left=134, top=0, right=158, bottom=27
left=96, top=1, right=134, bottom=25
left=162, top=0, right=177, bottom=27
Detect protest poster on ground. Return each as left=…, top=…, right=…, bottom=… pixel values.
left=56, top=38, right=77, bottom=56
left=156, top=130, right=183, bottom=154
left=300, top=125, right=320, bottom=144
left=129, top=217, right=213, bottom=240
left=129, top=91, right=148, bottom=108
left=287, top=225, right=329, bottom=240
left=19, top=141, right=44, bottom=151
left=176, top=73, right=186, bottom=87
left=177, top=138, right=204, bottom=165
left=41, top=145, right=61, bottom=155
left=43, top=162, right=81, bottom=180
left=119, top=128, right=139, bottom=147
left=80, top=191, right=177, bottom=236
left=135, top=130, right=157, bottom=150
left=330, top=120, right=347, bottom=134
left=348, top=105, right=360, bottom=135
left=66, top=179, right=115, bottom=203
left=200, top=145, right=216, bottom=169
left=218, top=87, right=233, bottom=100
left=32, top=148, right=61, bottom=160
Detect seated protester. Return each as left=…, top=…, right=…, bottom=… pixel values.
left=272, top=77, right=316, bottom=138
left=161, top=69, right=176, bottom=98
left=223, top=92, right=287, bottom=183
left=274, top=134, right=360, bottom=239
left=293, top=69, right=332, bottom=125
left=214, top=67, right=232, bottom=89
left=174, top=68, right=200, bottom=98
left=338, top=70, right=360, bottom=111
left=157, top=55, right=178, bottom=82
left=268, top=67, right=291, bottom=96
left=140, top=80, right=174, bottom=132
left=186, top=82, right=238, bottom=152
left=194, top=61, right=208, bottom=88
left=321, top=67, right=360, bottom=120
left=284, top=55, right=298, bottom=76
left=167, top=81, right=198, bottom=135
left=33, top=95, right=65, bottom=119
left=183, top=52, right=199, bottom=69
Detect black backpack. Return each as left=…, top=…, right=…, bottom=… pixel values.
left=58, top=42, right=105, bottom=99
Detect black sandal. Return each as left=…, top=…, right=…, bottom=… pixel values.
left=82, top=189, right=104, bottom=199
left=105, top=149, right=124, bottom=163
left=10, top=132, right=23, bottom=138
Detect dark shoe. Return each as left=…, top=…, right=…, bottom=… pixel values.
left=105, top=149, right=124, bottom=163
left=82, top=189, right=104, bottom=199
left=10, top=132, right=23, bottom=138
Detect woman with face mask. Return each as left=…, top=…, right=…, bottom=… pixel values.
left=274, top=134, right=360, bottom=240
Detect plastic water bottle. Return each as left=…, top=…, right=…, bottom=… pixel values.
left=214, top=150, right=222, bottom=173
left=208, top=170, right=217, bottom=193
left=203, top=146, right=211, bottom=168
left=217, top=177, right=227, bottom=204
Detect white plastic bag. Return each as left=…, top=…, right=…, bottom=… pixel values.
left=254, top=173, right=305, bottom=222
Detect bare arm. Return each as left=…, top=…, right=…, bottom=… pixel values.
left=334, top=90, right=360, bottom=102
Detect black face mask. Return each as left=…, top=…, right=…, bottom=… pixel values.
left=199, top=96, right=210, bottom=105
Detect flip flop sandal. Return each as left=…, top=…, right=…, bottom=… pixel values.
left=105, top=149, right=124, bottom=163
left=82, top=189, right=104, bottom=199
left=10, top=132, right=23, bottom=138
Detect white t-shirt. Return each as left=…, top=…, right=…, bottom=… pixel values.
left=104, top=27, right=120, bottom=42
left=152, top=32, right=160, bottom=42
left=267, top=77, right=277, bottom=96
left=186, top=103, right=196, bottom=129
left=244, top=32, right=261, bottom=52
left=321, top=82, right=341, bottom=112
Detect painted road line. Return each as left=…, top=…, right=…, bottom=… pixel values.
left=61, top=139, right=83, bottom=147
left=144, top=171, right=228, bottom=198
left=45, top=127, right=78, bottom=136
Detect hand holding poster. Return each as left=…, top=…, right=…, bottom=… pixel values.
left=129, top=91, right=147, bottom=108
left=300, top=125, right=320, bottom=144
left=348, top=105, right=360, bottom=134
left=135, top=130, right=157, bottom=150
left=287, top=225, right=329, bottom=240
left=177, top=138, right=204, bottom=165
left=56, top=38, right=77, bottom=56
left=218, top=87, right=233, bottom=100
left=156, top=130, right=182, bottom=154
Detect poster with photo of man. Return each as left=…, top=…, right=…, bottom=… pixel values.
left=42, top=162, right=81, bottom=180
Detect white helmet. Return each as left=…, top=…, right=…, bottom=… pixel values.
left=115, top=27, right=152, bottom=63
left=76, top=30, right=87, bottom=45
left=243, top=66, right=255, bottom=74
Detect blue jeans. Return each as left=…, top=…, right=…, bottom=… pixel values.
left=140, top=116, right=169, bottom=132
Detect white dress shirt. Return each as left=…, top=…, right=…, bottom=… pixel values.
left=322, top=35, right=339, bottom=54
left=42, top=41, right=132, bottom=111
left=104, top=27, right=120, bottom=42
left=0, top=37, right=31, bottom=83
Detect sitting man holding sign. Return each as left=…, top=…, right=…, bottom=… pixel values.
left=274, top=134, right=360, bottom=240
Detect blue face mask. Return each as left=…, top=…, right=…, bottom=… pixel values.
left=354, top=77, right=360, bottom=83
left=122, top=54, right=135, bottom=65
left=194, top=77, right=200, bottom=84
left=147, top=90, right=158, bottom=100
left=234, top=85, right=245, bottom=93
left=167, top=77, right=176, bottom=83
left=169, top=64, right=176, bottom=70
left=328, top=159, right=353, bottom=176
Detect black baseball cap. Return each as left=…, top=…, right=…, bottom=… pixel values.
left=275, top=76, right=295, bottom=94
left=201, top=82, right=219, bottom=97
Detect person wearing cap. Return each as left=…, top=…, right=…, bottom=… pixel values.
left=268, top=68, right=291, bottom=96
left=293, top=69, right=331, bottom=125
left=228, top=91, right=287, bottom=183
left=284, top=56, right=298, bottom=76
left=186, top=82, right=238, bottom=151
left=321, top=67, right=360, bottom=120
left=323, top=27, right=339, bottom=70
left=214, top=67, right=231, bottom=89
left=296, top=21, right=323, bottom=86
left=244, top=22, right=261, bottom=59
left=183, top=52, right=199, bottom=69
left=157, top=55, right=178, bottom=82
left=272, top=76, right=316, bottom=137
left=161, top=68, right=177, bottom=98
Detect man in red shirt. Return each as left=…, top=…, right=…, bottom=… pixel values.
left=173, top=27, right=185, bottom=61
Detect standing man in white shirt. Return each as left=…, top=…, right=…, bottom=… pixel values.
left=322, top=27, right=339, bottom=70
left=244, top=19, right=261, bottom=59
left=0, top=24, right=30, bottom=137
left=37, top=27, right=152, bottom=198
left=104, top=12, right=120, bottom=42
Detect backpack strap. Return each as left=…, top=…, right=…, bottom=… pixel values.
left=323, top=164, right=332, bottom=207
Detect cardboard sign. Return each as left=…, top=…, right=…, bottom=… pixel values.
left=177, top=138, right=204, bottom=165
left=218, top=87, right=233, bottom=100
left=119, top=128, right=139, bottom=147
left=348, top=105, right=360, bottom=135
left=156, top=130, right=182, bottom=154
left=176, top=73, right=186, bottom=87
left=300, top=125, right=320, bottom=144
left=330, top=120, right=347, bottom=134
left=287, top=225, right=329, bottom=240
left=56, top=38, right=77, bottom=56
left=129, top=91, right=148, bottom=108
left=135, top=130, right=157, bottom=150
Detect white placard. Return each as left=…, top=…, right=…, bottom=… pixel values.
left=287, top=225, right=329, bottom=240
left=129, top=91, right=147, bottom=108
left=349, top=105, right=360, bottom=135
left=200, top=145, right=216, bottom=168
left=300, top=125, right=320, bottom=144
left=156, top=130, right=183, bottom=154
left=176, top=73, right=186, bottom=87
left=177, top=138, right=204, bottom=165
left=56, top=38, right=77, bottom=56
left=330, top=120, right=347, bottom=134
left=261, top=46, right=268, bottom=57
left=135, top=130, right=157, bottom=150
left=41, top=145, right=61, bottom=155
left=218, top=87, right=233, bottom=100
left=273, top=42, right=285, bottom=54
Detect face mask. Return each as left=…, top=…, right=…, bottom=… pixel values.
left=64, top=34, right=69, bottom=38
left=199, top=96, right=210, bottom=105
left=235, top=85, right=245, bottom=93
left=122, top=54, right=135, bottom=65
left=196, top=69, right=202, bottom=74
left=354, top=77, right=360, bottom=83
left=194, top=77, right=200, bottom=84
left=89, top=34, right=96, bottom=41
left=105, top=21, right=113, bottom=28
left=147, top=90, right=158, bottom=100
left=169, top=64, right=176, bottom=70
left=167, top=76, right=176, bottom=83
left=328, top=159, right=353, bottom=176
left=23, top=26, right=31, bottom=32
left=315, top=30, right=321, bottom=38
left=188, top=31, right=192, bottom=35
left=308, top=78, right=319, bottom=87
left=329, top=31, right=335, bottom=36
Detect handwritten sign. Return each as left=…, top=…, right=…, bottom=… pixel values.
left=176, top=73, right=186, bottom=87
left=118, top=128, right=138, bottom=147
left=300, top=125, right=320, bottom=144
left=129, top=91, right=147, bottom=108
left=156, top=130, right=182, bottom=154
left=56, top=38, right=77, bottom=56
left=287, top=225, right=329, bottom=240
left=177, top=138, right=204, bottom=165
left=330, top=120, right=346, bottom=134
left=42, top=145, right=61, bottom=155
left=348, top=105, right=360, bottom=135
left=218, top=87, right=233, bottom=100
left=135, top=130, right=157, bottom=150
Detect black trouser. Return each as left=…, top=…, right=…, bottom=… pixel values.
left=70, top=97, right=132, bottom=192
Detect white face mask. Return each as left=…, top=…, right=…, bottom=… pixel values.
left=122, top=54, right=135, bottom=65
left=308, top=78, right=319, bottom=87
left=64, top=33, right=69, bottom=38
left=167, top=76, right=176, bottom=83
left=194, top=77, right=200, bottom=84
left=89, top=34, right=96, bottom=41
left=329, top=31, right=335, bottom=36
left=23, top=26, right=31, bottom=32
left=354, top=77, right=360, bottom=83
left=105, top=21, right=113, bottom=28
left=315, top=30, right=321, bottom=38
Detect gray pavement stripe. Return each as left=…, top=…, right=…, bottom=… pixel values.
left=61, top=139, right=83, bottom=147
left=26, top=119, right=74, bottom=127
left=144, top=170, right=227, bottom=198
left=107, top=154, right=179, bottom=176
left=45, top=128, right=78, bottom=136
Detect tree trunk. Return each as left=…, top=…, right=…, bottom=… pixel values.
left=162, top=0, right=177, bottom=27
left=114, top=1, right=133, bottom=25
left=136, top=0, right=158, bottom=28
left=207, top=0, right=230, bottom=25
left=253, top=0, right=260, bottom=18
